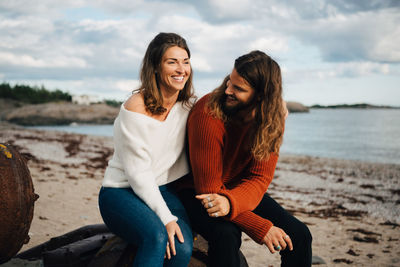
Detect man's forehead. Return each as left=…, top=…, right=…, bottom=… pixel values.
left=230, top=69, right=253, bottom=90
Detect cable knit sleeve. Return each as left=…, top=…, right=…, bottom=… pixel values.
left=113, top=108, right=177, bottom=225
left=187, top=111, right=228, bottom=194
left=224, top=154, right=278, bottom=219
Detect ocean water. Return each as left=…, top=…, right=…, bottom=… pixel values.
left=280, top=108, right=400, bottom=165
left=29, top=109, right=400, bottom=165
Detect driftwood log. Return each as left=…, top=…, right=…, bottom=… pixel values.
left=15, top=224, right=248, bottom=266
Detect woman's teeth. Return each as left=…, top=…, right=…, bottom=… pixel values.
left=172, top=76, right=184, bottom=81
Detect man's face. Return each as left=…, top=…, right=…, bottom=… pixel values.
left=222, top=68, right=256, bottom=117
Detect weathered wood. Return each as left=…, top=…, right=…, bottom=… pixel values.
left=14, top=224, right=248, bottom=266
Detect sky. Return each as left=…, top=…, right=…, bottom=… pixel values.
left=0, top=0, right=399, bottom=106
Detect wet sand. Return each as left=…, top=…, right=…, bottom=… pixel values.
left=1, top=125, right=399, bottom=266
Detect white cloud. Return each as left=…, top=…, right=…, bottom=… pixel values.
left=0, top=52, right=87, bottom=68
left=285, top=61, right=391, bottom=83
left=248, top=36, right=289, bottom=53
left=115, top=79, right=140, bottom=92
left=0, top=0, right=399, bottom=105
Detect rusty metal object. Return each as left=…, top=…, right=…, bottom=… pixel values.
left=0, top=143, right=39, bottom=263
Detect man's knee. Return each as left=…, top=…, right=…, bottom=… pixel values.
left=295, top=220, right=312, bottom=246
left=210, top=222, right=242, bottom=246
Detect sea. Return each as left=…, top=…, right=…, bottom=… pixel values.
left=29, top=108, right=400, bottom=165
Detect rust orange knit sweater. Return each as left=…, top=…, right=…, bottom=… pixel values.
left=187, top=95, right=279, bottom=244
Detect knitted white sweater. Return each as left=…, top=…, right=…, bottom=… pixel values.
left=102, top=102, right=190, bottom=225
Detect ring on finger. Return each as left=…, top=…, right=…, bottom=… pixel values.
left=208, top=202, right=213, bottom=208
left=206, top=196, right=211, bottom=202
left=212, top=212, right=219, bottom=217
left=275, top=245, right=281, bottom=250
left=284, top=235, right=289, bottom=240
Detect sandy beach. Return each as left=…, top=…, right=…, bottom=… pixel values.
left=1, top=123, right=399, bottom=266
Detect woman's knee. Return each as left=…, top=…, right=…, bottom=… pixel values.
left=175, top=239, right=193, bottom=260
left=142, top=227, right=168, bottom=248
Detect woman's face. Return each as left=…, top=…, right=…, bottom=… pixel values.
left=158, top=46, right=191, bottom=94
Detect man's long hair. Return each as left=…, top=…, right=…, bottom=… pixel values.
left=207, top=50, right=286, bottom=160
left=135, top=32, right=194, bottom=114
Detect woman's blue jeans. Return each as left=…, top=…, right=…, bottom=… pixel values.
left=98, top=184, right=193, bottom=267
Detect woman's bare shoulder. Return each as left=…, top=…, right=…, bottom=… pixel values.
left=124, top=93, right=147, bottom=114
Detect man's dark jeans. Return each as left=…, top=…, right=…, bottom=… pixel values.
left=178, top=188, right=312, bottom=267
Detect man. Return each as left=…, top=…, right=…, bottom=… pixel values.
left=178, top=50, right=312, bottom=266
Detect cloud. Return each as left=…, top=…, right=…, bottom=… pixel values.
left=248, top=36, right=289, bottom=53
left=0, top=52, right=87, bottom=68
left=292, top=8, right=400, bottom=63
left=176, top=0, right=400, bottom=63
left=0, top=0, right=399, bottom=105
left=285, top=61, right=392, bottom=84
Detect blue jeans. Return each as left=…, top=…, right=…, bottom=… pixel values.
left=98, top=185, right=193, bottom=267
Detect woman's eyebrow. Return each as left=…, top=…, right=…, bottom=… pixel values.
left=165, top=57, right=190, bottom=61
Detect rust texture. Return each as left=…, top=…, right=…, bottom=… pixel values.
left=0, top=143, right=39, bottom=263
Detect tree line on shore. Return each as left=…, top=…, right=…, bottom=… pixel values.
left=0, top=82, right=123, bottom=107
left=0, top=82, right=72, bottom=104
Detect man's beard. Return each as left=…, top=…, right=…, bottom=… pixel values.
left=221, top=94, right=255, bottom=118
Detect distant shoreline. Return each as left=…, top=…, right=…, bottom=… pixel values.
left=310, top=103, right=400, bottom=109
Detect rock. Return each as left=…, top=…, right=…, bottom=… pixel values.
left=312, top=255, right=326, bottom=265
left=4, top=102, right=119, bottom=126
left=0, top=99, right=23, bottom=120
left=286, top=101, right=309, bottom=113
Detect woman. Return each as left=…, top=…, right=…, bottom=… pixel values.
left=98, top=32, right=194, bottom=267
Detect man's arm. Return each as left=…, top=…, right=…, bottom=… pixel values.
left=232, top=210, right=273, bottom=244
left=223, top=154, right=278, bottom=219
left=187, top=111, right=228, bottom=194
left=188, top=109, right=277, bottom=218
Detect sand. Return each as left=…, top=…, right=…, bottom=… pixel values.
left=1, top=124, right=399, bottom=266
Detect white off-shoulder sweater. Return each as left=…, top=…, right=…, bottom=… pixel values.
left=102, top=102, right=190, bottom=225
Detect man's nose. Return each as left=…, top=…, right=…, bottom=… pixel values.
left=225, top=84, right=233, bottom=95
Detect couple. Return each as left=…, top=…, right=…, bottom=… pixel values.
left=98, top=32, right=312, bottom=267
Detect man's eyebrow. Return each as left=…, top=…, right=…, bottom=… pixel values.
left=234, top=85, right=246, bottom=91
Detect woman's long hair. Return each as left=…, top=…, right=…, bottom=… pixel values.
left=135, top=32, right=194, bottom=114
left=207, top=50, right=286, bottom=160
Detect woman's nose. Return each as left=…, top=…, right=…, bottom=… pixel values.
left=176, top=63, right=184, bottom=73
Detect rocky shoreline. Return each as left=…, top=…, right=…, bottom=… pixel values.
left=1, top=101, right=119, bottom=126
left=0, top=124, right=399, bottom=266
left=0, top=98, right=309, bottom=126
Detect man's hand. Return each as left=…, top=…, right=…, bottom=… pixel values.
left=164, top=221, right=184, bottom=260
left=262, top=226, right=293, bottom=254
left=196, top=193, right=230, bottom=217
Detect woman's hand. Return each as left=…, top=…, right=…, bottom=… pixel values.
left=262, top=226, right=293, bottom=254
left=165, top=221, right=184, bottom=260
left=196, top=193, right=230, bottom=217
